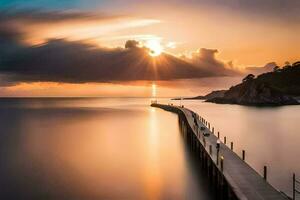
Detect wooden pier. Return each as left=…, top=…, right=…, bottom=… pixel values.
left=151, top=103, right=288, bottom=200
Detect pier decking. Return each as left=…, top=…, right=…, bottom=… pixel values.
left=151, top=103, right=288, bottom=200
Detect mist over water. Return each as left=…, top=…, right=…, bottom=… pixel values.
left=0, top=98, right=214, bottom=200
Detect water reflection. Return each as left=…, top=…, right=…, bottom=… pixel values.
left=0, top=98, right=215, bottom=199
left=143, top=107, right=162, bottom=200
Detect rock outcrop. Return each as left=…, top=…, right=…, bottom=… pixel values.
left=206, top=63, right=300, bottom=106
left=207, top=81, right=298, bottom=106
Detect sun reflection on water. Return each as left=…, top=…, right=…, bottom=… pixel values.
left=141, top=107, right=162, bottom=200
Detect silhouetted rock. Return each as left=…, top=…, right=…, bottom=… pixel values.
left=206, top=62, right=300, bottom=106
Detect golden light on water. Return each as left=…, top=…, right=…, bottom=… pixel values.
left=152, top=83, right=157, bottom=97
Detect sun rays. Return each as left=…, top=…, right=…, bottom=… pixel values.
left=145, top=39, right=164, bottom=57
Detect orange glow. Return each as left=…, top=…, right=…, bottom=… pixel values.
left=142, top=108, right=162, bottom=200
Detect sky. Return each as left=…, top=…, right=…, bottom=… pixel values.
left=0, top=0, right=299, bottom=97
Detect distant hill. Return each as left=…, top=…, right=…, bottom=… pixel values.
left=207, top=61, right=300, bottom=106
left=172, top=90, right=226, bottom=100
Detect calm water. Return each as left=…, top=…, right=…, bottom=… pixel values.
left=179, top=100, right=300, bottom=197
left=0, top=98, right=214, bottom=200
left=1, top=98, right=299, bottom=199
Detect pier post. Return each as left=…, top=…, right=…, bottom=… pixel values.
left=218, top=132, right=220, bottom=139
left=220, top=156, right=224, bottom=171
left=212, top=127, right=214, bottom=134
left=242, top=150, right=245, bottom=161
left=293, top=173, right=295, bottom=200
left=224, top=136, right=226, bottom=144
left=230, top=142, right=233, bottom=150
left=263, top=166, right=267, bottom=181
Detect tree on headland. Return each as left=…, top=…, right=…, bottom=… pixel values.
left=242, top=74, right=255, bottom=82
left=273, top=66, right=280, bottom=72
left=283, top=61, right=292, bottom=69
left=292, top=61, right=300, bottom=67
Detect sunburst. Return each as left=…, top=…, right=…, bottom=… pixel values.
left=145, top=39, right=163, bottom=57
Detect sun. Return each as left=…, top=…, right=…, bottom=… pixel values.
left=145, top=40, right=163, bottom=57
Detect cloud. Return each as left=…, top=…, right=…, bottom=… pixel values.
left=183, top=48, right=240, bottom=76
left=0, top=9, right=127, bottom=26
left=0, top=9, right=161, bottom=46
left=125, top=40, right=140, bottom=49
left=0, top=10, right=240, bottom=86
left=245, top=62, right=277, bottom=75
left=0, top=37, right=216, bottom=84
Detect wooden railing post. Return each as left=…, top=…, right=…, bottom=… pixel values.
left=224, top=136, right=226, bottom=144
left=231, top=142, right=233, bottom=150
left=242, top=150, right=245, bottom=161
left=293, top=173, right=295, bottom=200
left=263, top=166, right=267, bottom=181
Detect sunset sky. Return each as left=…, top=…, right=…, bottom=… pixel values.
left=0, top=0, right=299, bottom=97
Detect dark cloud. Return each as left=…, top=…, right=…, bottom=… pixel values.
left=0, top=37, right=217, bottom=84
left=0, top=10, right=240, bottom=86
left=0, top=9, right=119, bottom=24
left=125, top=40, right=140, bottom=49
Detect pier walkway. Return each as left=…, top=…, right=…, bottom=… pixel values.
left=151, top=103, right=288, bottom=200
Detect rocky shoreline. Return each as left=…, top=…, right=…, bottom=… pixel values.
left=174, top=62, right=300, bottom=106
left=206, top=81, right=299, bottom=106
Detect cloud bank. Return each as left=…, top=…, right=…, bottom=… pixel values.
left=0, top=10, right=240, bottom=86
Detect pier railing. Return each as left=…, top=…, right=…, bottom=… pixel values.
left=151, top=102, right=288, bottom=200
left=294, top=173, right=300, bottom=200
